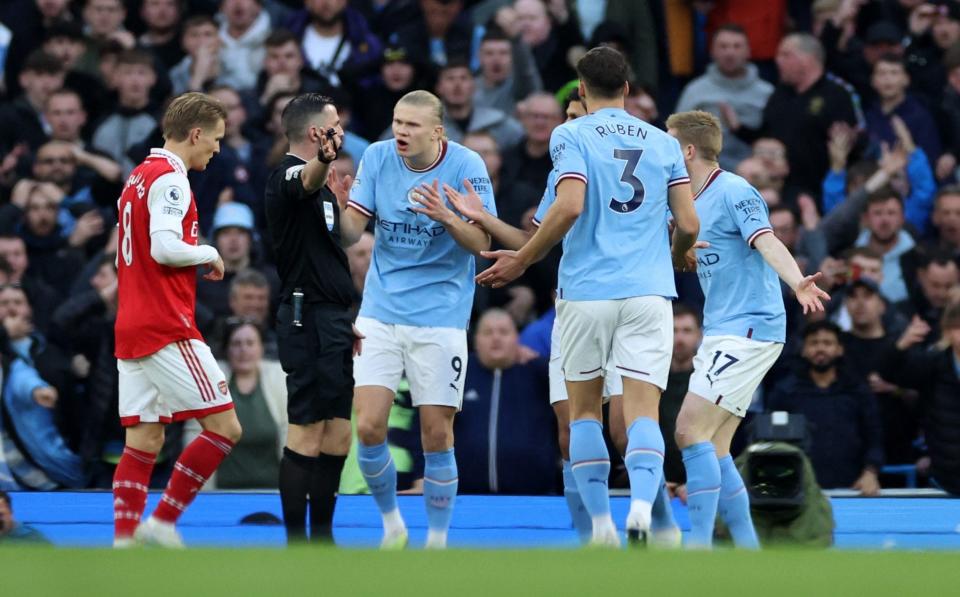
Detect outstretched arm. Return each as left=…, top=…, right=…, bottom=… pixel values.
left=753, top=232, right=830, bottom=314
left=475, top=177, right=583, bottom=288
left=444, top=181, right=531, bottom=250
left=301, top=128, right=343, bottom=193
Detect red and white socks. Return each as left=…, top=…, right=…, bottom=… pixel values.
left=152, top=430, right=234, bottom=524
left=114, top=430, right=234, bottom=543
left=113, top=446, right=156, bottom=540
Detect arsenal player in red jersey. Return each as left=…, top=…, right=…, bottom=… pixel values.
left=112, top=92, right=243, bottom=548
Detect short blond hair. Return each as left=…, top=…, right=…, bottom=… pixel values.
left=397, top=90, right=444, bottom=125
left=162, top=92, right=227, bottom=142
left=665, top=110, right=722, bottom=162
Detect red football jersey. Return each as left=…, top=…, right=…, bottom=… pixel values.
left=115, top=149, right=204, bottom=359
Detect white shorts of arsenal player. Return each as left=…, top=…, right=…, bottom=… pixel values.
left=118, top=339, right=233, bottom=426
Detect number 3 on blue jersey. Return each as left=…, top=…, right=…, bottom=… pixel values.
left=609, top=148, right=644, bottom=213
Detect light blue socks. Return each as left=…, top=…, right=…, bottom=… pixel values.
left=718, top=454, right=760, bottom=549
left=624, top=417, right=665, bottom=526
left=569, top=419, right=612, bottom=519
left=682, top=441, right=721, bottom=548
left=651, top=479, right=678, bottom=531
left=562, top=459, right=593, bottom=543
left=358, top=441, right=398, bottom=516
left=423, top=448, right=458, bottom=548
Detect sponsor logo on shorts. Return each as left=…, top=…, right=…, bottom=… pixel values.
left=218, top=380, right=228, bottom=395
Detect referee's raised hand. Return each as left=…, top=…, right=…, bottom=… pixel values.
left=318, top=127, right=343, bottom=163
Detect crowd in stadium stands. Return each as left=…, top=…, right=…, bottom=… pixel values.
left=1, top=0, right=959, bottom=498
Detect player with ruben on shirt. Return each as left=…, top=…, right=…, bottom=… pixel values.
left=479, top=47, right=699, bottom=547
left=336, top=90, right=496, bottom=549
left=446, top=88, right=680, bottom=546
left=666, top=110, right=829, bottom=549
left=112, top=92, right=242, bottom=548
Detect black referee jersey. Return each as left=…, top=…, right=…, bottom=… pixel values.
left=264, top=153, right=356, bottom=305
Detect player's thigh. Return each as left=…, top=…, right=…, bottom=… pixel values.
left=557, top=299, right=617, bottom=381
left=117, top=358, right=169, bottom=427
left=675, top=390, right=734, bottom=448
left=354, top=386, right=396, bottom=446
left=610, top=296, right=673, bottom=391
left=140, top=340, right=233, bottom=423
left=687, top=336, right=783, bottom=418
left=352, top=316, right=405, bottom=394
left=403, top=325, right=467, bottom=409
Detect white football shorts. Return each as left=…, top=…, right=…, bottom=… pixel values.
left=548, top=319, right=621, bottom=405
left=118, top=339, right=233, bottom=426
left=687, top=335, right=784, bottom=416
left=557, top=296, right=672, bottom=391
left=353, top=316, right=468, bottom=409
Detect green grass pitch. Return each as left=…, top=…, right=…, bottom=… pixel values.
left=3, top=547, right=959, bottom=596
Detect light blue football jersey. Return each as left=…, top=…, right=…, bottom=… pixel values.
left=348, top=140, right=496, bottom=329
left=548, top=108, right=689, bottom=301
left=694, top=169, right=785, bottom=342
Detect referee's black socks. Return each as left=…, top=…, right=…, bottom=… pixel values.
left=279, top=448, right=347, bottom=545
left=309, top=452, right=347, bottom=543
left=280, top=447, right=314, bottom=543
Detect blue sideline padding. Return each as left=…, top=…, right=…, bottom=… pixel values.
left=7, top=492, right=960, bottom=549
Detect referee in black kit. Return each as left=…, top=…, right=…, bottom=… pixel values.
left=265, top=93, right=363, bottom=544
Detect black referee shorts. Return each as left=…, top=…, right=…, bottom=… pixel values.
left=276, top=301, right=354, bottom=425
